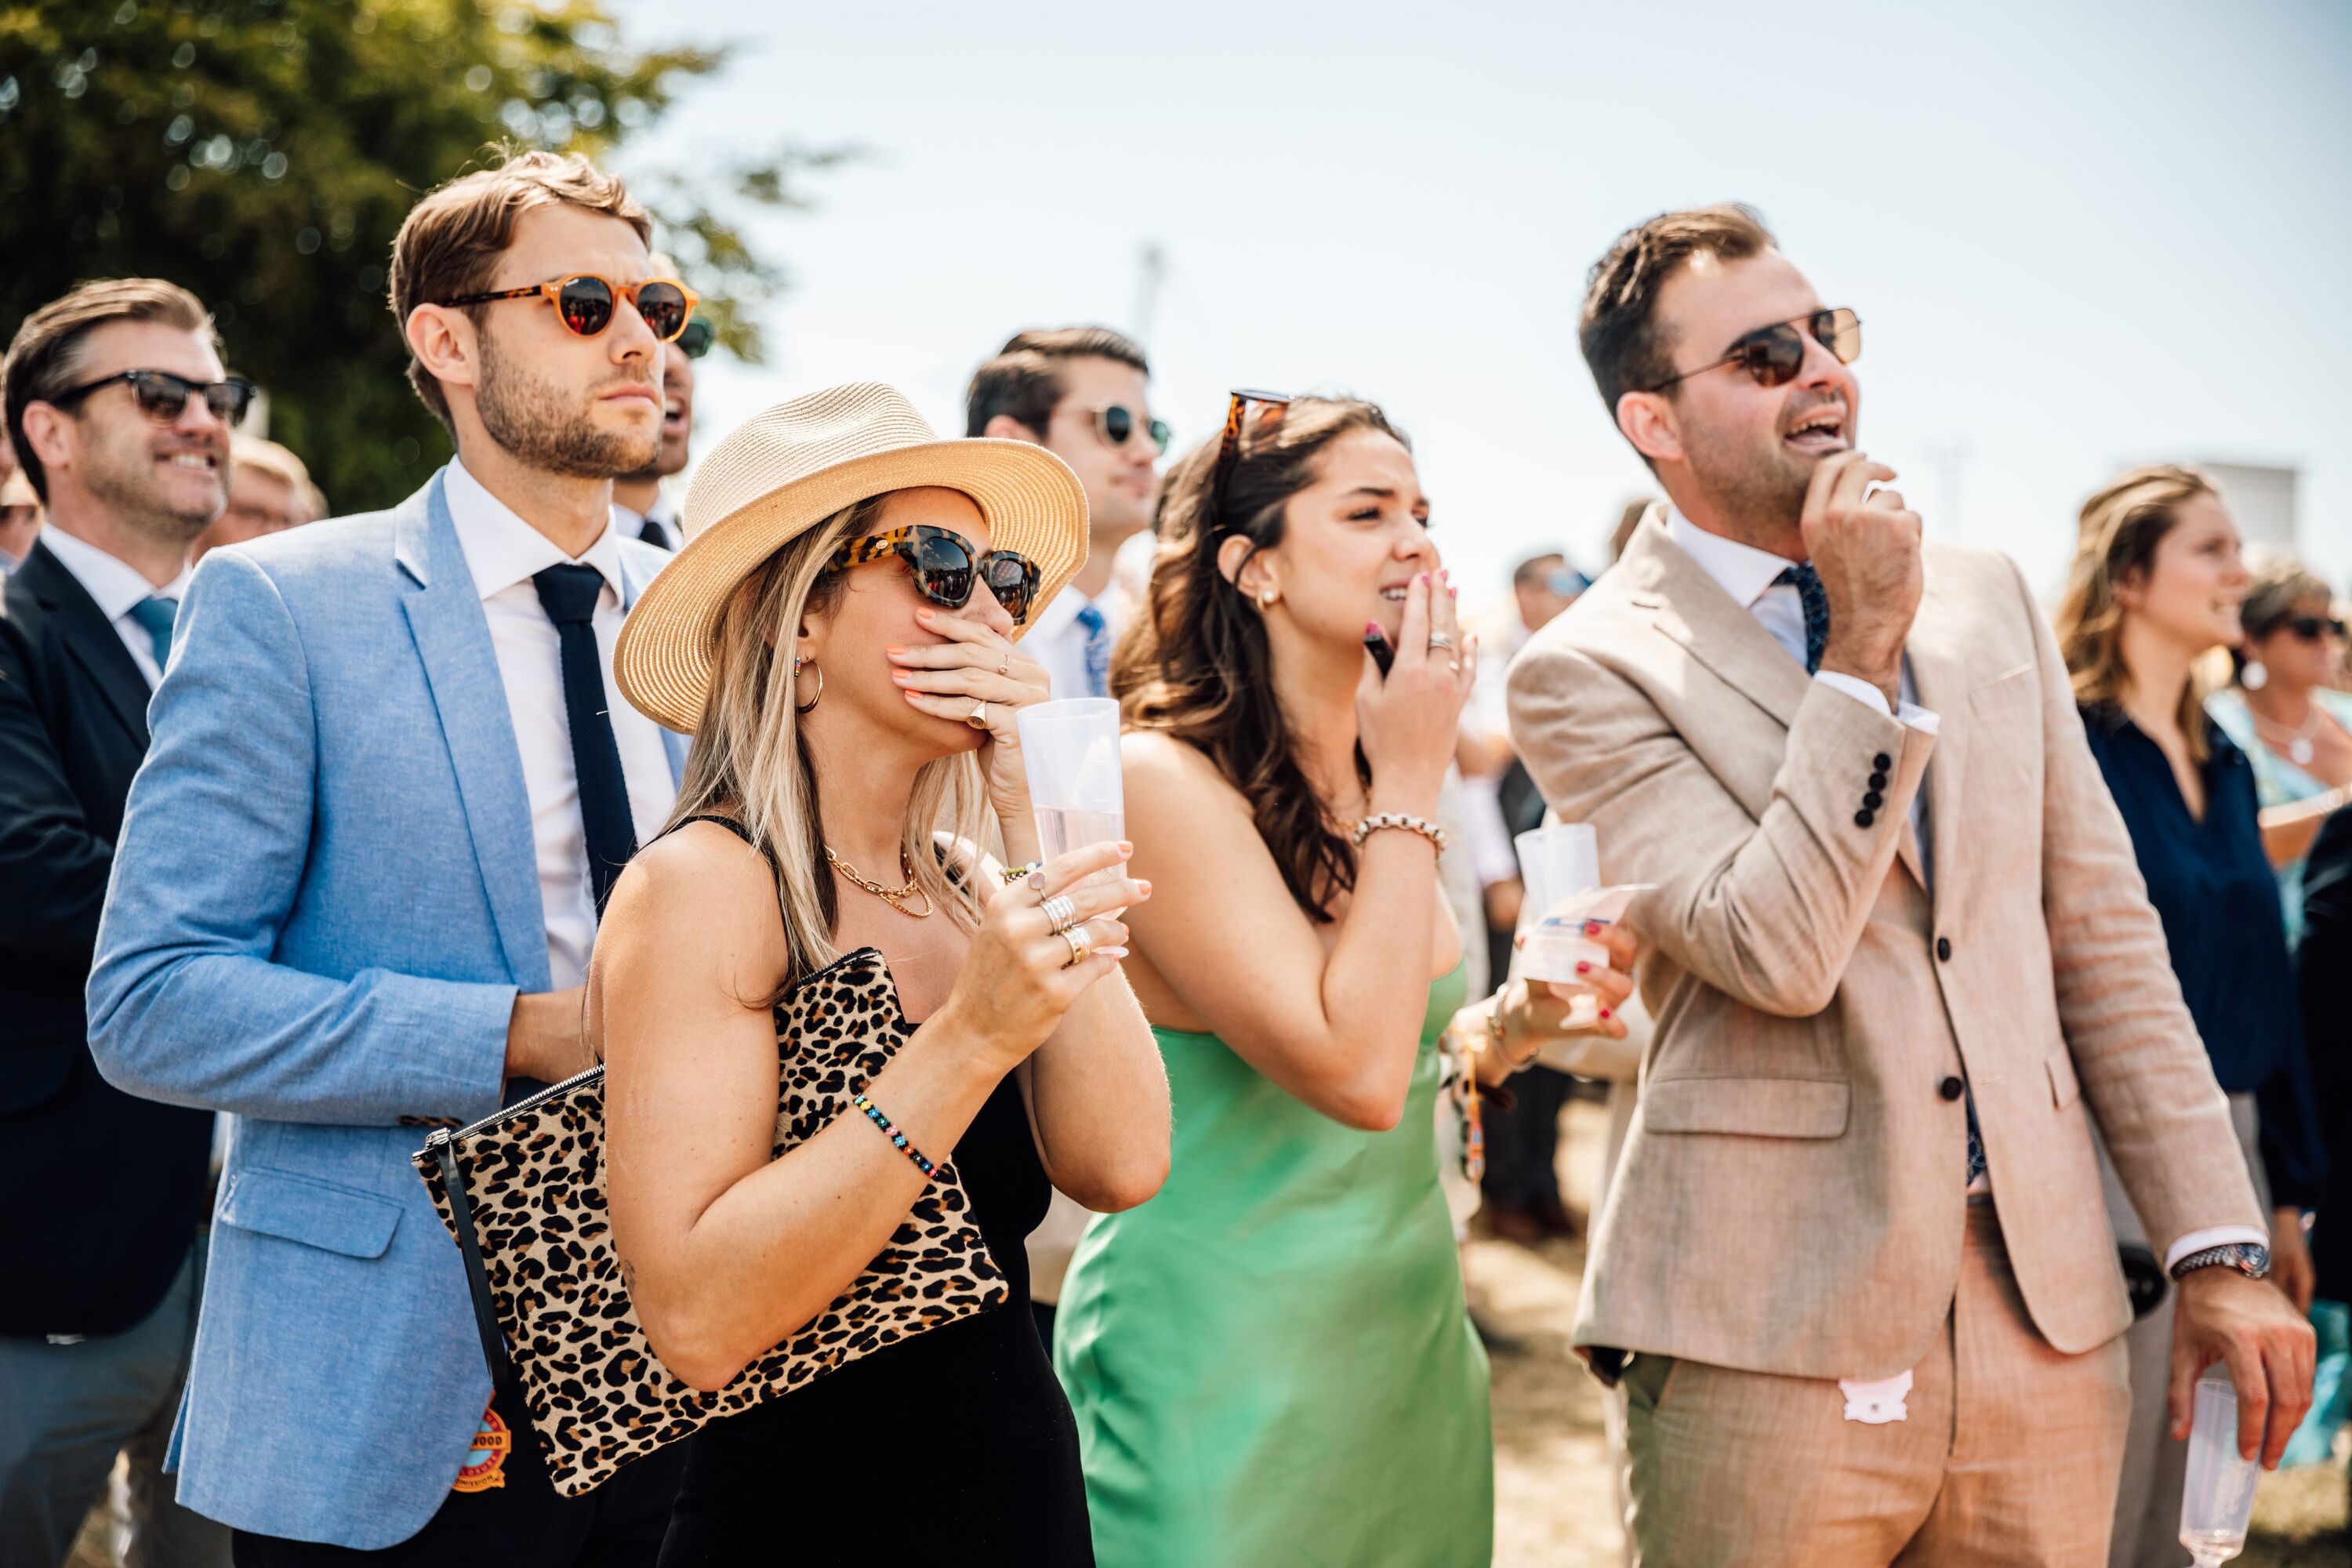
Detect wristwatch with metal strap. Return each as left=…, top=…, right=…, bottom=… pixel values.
left=2168, top=1242, right=2271, bottom=1282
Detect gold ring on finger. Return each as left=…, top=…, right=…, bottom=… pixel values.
left=1040, top=893, right=1079, bottom=932
left=965, top=700, right=989, bottom=731
left=1060, top=923, right=1094, bottom=967
left=997, top=652, right=1012, bottom=676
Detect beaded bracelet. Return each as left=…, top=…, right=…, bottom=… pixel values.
left=1351, top=811, right=1449, bottom=855
left=998, top=860, right=1041, bottom=887
left=853, top=1093, right=939, bottom=1180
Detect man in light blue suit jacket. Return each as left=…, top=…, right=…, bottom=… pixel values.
left=88, top=153, right=697, bottom=1559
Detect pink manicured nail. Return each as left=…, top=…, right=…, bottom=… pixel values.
left=1575, top=961, right=1591, bottom=975
left=1416, top=572, right=1429, bottom=585
left=1584, top=920, right=1604, bottom=937
left=1366, top=621, right=1382, bottom=636
left=1600, top=1007, right=1613, bottom=1021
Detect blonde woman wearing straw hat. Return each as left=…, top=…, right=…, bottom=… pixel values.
left=597, top=384, right=1170, bottom=1564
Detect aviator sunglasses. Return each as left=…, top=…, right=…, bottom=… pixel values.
left=825, top=524, right=1044, bottom=626
left=1648, top=307, right=1862, bottom=393
left=1083, top=401, right=1171, bottom=456
left=442, top=274, right=701, bottom=343
left=51, top=368, right=257, bottom=426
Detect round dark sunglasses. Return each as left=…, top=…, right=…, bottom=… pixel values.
left=442, top=274, right=700, bottom=343
left=51, top=368, right=256, bottom=426
left=675, top=316, right=716, bottom=360
left=1649, top=307, right=1862, bottom=393
left=1085, top=402, right=1170, bottom=456
left=825, top=524, right=1043, bottom=625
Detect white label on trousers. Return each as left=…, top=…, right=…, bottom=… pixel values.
left=1839, top=1369, right=1912, bottom=1424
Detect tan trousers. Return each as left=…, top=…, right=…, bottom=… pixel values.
left=1620, top=1203, right=2131, bottom=1566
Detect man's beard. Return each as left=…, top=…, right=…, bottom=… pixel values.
left=82, top=427, right=223, bottom=546
left=476, top=332, right=659, bottom=480
left=1681, top=413, right=1814, bottom=543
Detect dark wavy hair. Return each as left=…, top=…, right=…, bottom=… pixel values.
left=1112, top=395, right=1407, bottom=922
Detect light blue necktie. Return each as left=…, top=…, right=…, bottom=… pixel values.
left=1074, top=602, right=1111, bottom=699
left=126, top=595, right=177, bottom=676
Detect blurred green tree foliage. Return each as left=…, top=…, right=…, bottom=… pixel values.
left=0, top=0, right=842, bottom=511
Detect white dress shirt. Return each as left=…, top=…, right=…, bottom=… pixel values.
left=445, top=459, right=678, bottom=989
left=40, top=524, right=191, bottom=690
left=612, top=483, right=677, bottom=551
left=1025, top=583, right=1123, bottom=700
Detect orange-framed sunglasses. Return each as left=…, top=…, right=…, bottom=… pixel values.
left=441, top=274, right=701, bottom=343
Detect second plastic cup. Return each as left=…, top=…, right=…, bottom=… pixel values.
left=1018, top=698, right=1124, bottom=881
left=1514, top=824, right=1605, bottom=985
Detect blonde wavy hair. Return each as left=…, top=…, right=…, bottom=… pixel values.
left=2053, top=463, right=2223, bottom=764
left=665, top=492, right=988, bottom=996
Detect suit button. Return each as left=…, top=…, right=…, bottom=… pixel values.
left=1868, top=771, right=1889, bottom=790
left=1936, top=936, right=1952, bottom=961
left=1873, top=752, right=1893, bottom=772
left=1854, top=808, right=1876, bottom=829
left=1864, top=789, right=1885, bottom=810
left=1939, top=1075, right=1965, bottom=1101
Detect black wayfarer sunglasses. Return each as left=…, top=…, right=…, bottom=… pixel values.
left=2283, top=615, right=2348, bottom=642
left=51, top=368, right=256, bottom=427
left=1648, top=307, right=1862, bottom=394
left=826, top=524, right=1044, bottom=625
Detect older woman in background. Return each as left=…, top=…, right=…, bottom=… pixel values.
left=2207, top=554, right=2352, bottom=943
left=2053, top=464, right=2327, bottom=1567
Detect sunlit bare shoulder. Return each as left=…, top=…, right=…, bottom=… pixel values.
left=1120, top=730, right=1254, bottom=831
left=597, top=819, right=788, bottom=1007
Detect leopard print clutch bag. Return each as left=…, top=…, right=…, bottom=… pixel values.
left=412, top=946, right=1010, bottom=1497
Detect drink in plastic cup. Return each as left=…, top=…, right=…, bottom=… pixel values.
left=1514, top=825, right=1604, bottom=983
left=1018, top=699, right=1124, bottom=884
left=2178, top=1367, right=2259, bottom=1565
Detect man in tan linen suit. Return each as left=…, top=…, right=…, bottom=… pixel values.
left=1506, top=205, right=2314, bottom=1566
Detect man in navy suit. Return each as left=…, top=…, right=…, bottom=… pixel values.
left=1, top=278, right=235, bottom=1568
left=90, top=153, right=690, bottom=1561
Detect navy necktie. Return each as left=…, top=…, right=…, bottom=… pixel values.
left=1074, top=602, right=1111, bottom=699
left=126, top=594, right=177, bottom=676
left=637, top=516, right=671, bottom=550
left=531, top=564, right=636, bottom=916
left=1773, top=563, right=1830, bottom=675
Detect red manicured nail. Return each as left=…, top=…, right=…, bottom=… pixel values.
left=1575, top=961, right=1591, bottom=975
left=1366, top=621, right=1382, bottom=636
left=1584, top=920, right=1603, bottom=936
left=1600, top=1007, right=1613, bottom=1020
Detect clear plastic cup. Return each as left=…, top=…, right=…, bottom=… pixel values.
left=1017, top=699, right=1124, bottom=884
left=1514, top=825, right=1605, bottom=984
left=2178, top=1366, right=2260, bottom=1566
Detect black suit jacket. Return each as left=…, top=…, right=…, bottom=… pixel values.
left=2299, top=802, right=2351, bottom=1304
left=1, top=540, right=213, bottom=1335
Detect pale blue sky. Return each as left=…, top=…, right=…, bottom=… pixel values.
left=610, top=0, right=2351, bottom=611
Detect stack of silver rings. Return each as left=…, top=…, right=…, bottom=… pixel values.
left=1041, top=892, right=1091, bottom=967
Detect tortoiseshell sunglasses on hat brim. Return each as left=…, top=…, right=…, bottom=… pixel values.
left=825, top=524, right=1044, bottom=625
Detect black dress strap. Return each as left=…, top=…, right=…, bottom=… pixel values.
left=674, top=811, right=760, bottom=851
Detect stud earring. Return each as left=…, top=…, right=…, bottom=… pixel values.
left=2241, top=659, right=2269, bottom=691
left=1258, top=586, right=1279, bottom=610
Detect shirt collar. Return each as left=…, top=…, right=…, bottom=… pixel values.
left=612, top=482, right=676, bottom=534
left=39, top=524, right=191, bottom=621
left=1030, top=583, right=1100, bottom=640
left=445, top=457, right=625, bottom=606
left=1664, top=504, right=1802, bottom=611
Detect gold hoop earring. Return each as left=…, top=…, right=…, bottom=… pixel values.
left=793, top=656, right=822, bottom=713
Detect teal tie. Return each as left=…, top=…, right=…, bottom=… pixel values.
left=126, top=595, right=177, bottom=675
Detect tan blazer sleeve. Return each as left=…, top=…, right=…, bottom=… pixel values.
left=2016, top=558, right=2262, bottom=1251
left=1507, top=641, right=1933, bottom=1019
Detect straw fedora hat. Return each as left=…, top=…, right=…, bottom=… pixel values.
left=615, top=382, right=1088, bottom=733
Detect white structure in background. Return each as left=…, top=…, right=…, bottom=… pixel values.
left=2201, top=461, right=2299, bottom=554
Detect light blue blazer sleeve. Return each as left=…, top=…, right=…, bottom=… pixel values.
left=87, top=548, right=513, bottom=1126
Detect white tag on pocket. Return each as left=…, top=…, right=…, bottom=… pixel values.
left=1838, top=1369, right=1912, bottom=1424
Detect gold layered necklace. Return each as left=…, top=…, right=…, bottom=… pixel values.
left=824, top=844, right=935, bottom=918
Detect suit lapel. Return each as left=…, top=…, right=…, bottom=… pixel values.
left=21, top=543, right=152, bottom=745
left=1901, top=563, right=1972, bottom=911
left=396, top=475, right=550, bottom=990
left=1625, top=512, right=1813, bottom=737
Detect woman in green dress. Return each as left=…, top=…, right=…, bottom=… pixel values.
left=1054, top=394, right=1638, bottom=1566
